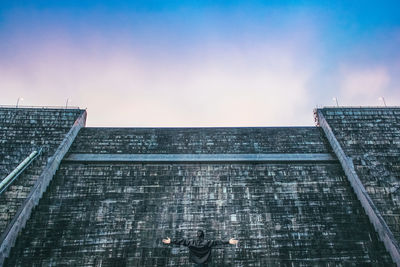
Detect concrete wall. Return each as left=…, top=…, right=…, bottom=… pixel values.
left=0, top=108, right=84, bottom=180
left=69, top=127, right=332, bottom=154
left=318, top=108, right=400, bottom=242
left=0, top=107, right=86, bottom=265
left=0, top=108, right=84, bottom=234
left=6, top=127, right=393, bottom=266
left=317, top=109, right=400, bottom=265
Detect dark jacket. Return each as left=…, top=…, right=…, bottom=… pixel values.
left=171, top=238, right=229, bottom=264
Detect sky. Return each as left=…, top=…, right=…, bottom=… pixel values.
left=1, top=1, right=399, bottom=126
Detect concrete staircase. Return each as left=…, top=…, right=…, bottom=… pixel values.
left=320, top=107, right=400, bottom=247
left=0, top=108, right=83, bottom=180
left=0, top=108, right=84, bottom=235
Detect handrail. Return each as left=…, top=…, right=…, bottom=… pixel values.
left=0, top=110, right=87, bottom=266
left=319, top=106, right=400, bottom=109
left=0, top=149, right=42, bottom=195
left=0, top=105, right=81, bottom=109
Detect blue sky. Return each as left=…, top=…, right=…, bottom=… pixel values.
left=1, top=1, right=399, bottom=126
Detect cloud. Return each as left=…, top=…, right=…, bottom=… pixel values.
left=338, top=66, right=391, bottom=106
left=0, top=7, right=321, bottom=126
left=0, top=38, right=319, bottom=126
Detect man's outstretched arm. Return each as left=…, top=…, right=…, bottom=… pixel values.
left=162, top=237, right=191, bottom=246
left=229, top=238, right=239, bottom=245
left=162, top=237, right=171, bottom=244
left=208, top=238, right=238, bottom=247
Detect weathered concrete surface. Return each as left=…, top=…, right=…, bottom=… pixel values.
left=64, top=153, right=336, bottom=162
left=2, top=110, right=397, bottom=266
left=0, top=108, right=84, bottom=180
left=317, top=109, right=400, bottom=266
left=0, top=109, right=87, bottom=266
left=318, top=108, right=400, bottom=244
left=69, top=127, right=333, bottom=154
left=6, top=126, right=394, bottom=266
left=0, top=108, right=85, bottom=235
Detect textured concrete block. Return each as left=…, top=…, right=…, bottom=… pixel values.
left=1, top=109, right=397, bottom=266
left=69, top=127, right=332, bottom=154
left=6, top=127, right=394, bottom=266
left=320, top=108, right=400, bottom=244
left=0, top=108, right=84, bottom=236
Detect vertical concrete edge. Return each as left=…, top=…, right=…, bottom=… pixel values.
left=0, top=110, right=87, bottom=266
left=316, top=109, right=400, bottom=266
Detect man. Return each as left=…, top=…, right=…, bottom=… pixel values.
left=162, top=230, right=238, bottom=266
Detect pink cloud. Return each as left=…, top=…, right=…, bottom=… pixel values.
left=338, top=66, right=392, bottom=106
left=0, top=16, right=321, bottom=126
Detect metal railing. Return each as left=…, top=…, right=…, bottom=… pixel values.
left=318, top=106, right=400, bottom=109
left=0, top=110, right=87, bottom=265
left=0, top=105, right=81, bottom=110
left=0, top=149, right=42, bottom=195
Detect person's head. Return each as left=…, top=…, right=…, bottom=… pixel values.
left=197, top=230, right=204, bottom=240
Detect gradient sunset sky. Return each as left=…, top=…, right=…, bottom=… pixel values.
left=1, top=1, right=399, bottom=126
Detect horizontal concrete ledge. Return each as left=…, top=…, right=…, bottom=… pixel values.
left=64, top=153, right=337, bottom=163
